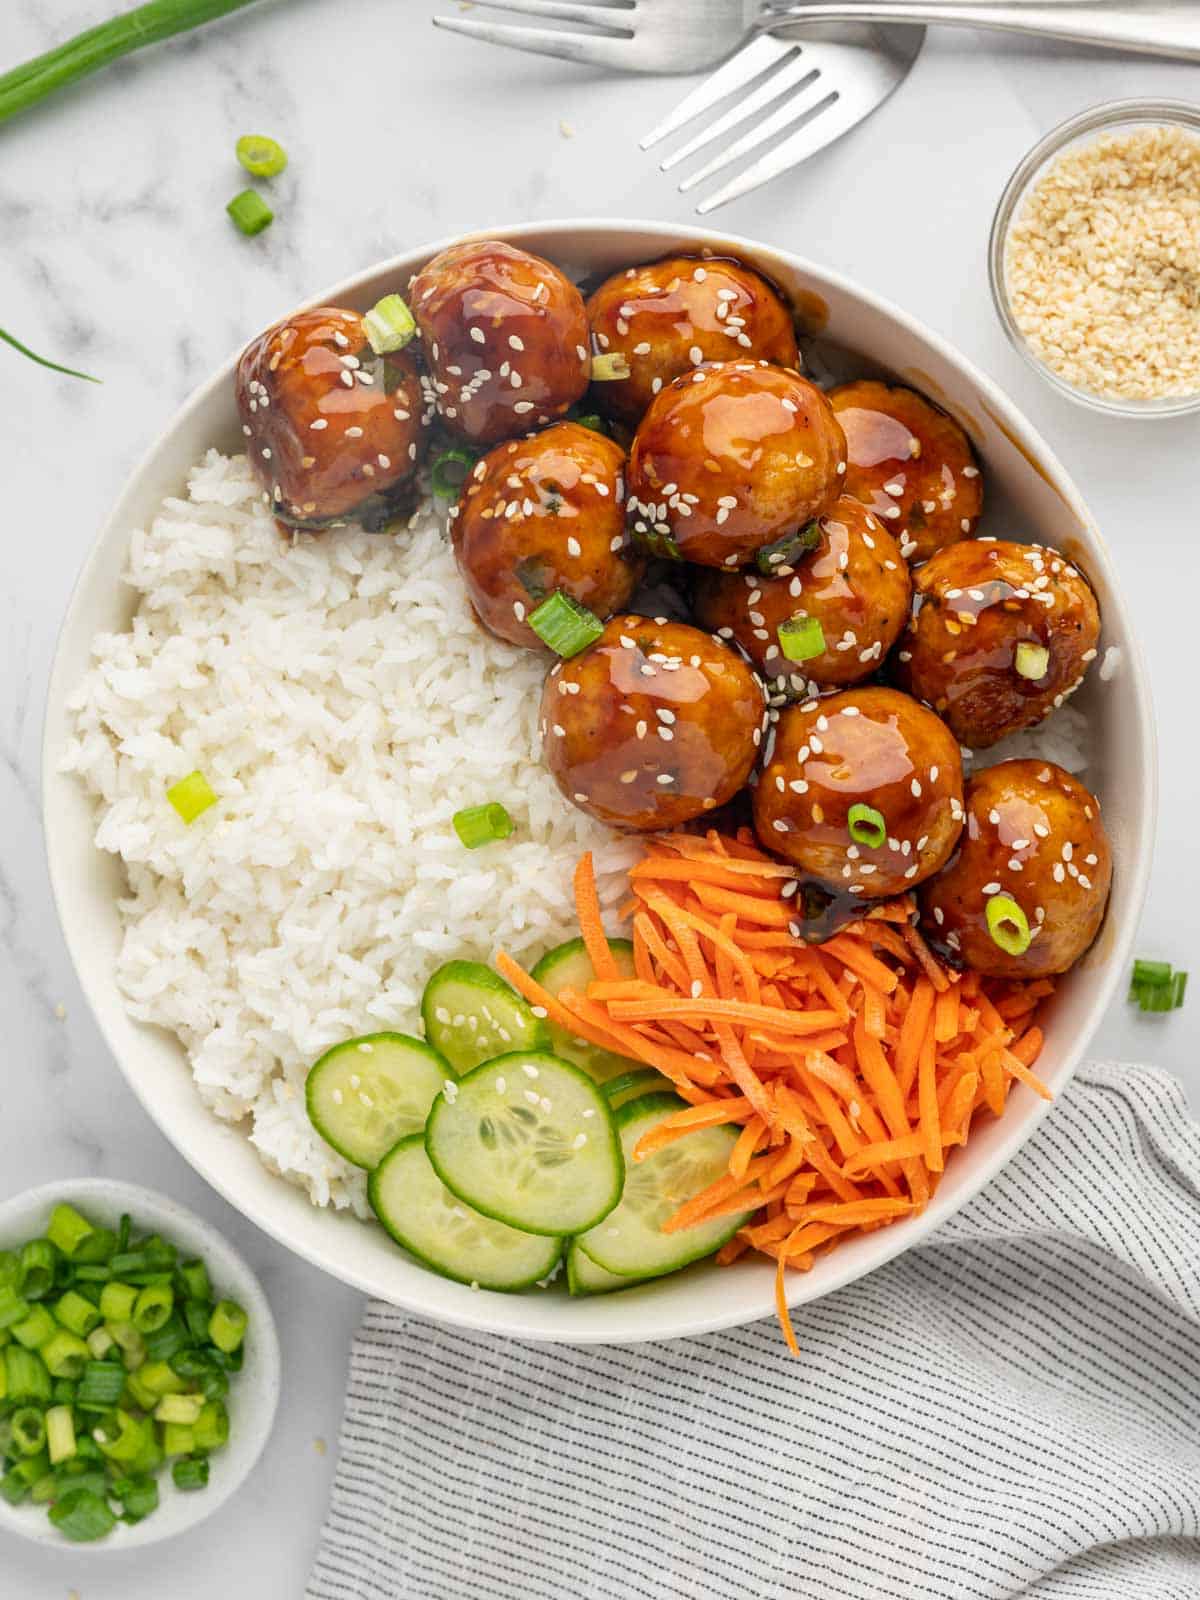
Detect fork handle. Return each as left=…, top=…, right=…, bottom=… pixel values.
left=765, top=0, right=1200, bottom=61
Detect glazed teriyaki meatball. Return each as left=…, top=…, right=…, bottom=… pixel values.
left=450, top=422, right=643, bottom=650
left=541, top=616, right=767, bottom=830
left=586, top=255, right=799, bottom=426
left=753, top=687, right=964, bottom=896
left=692, top=495, right=911, bottom=696
left=893, top=538, right=1101, bottom=748
left=920, top=760, right=1111, bottom=977
left=236, top=306, right=428, bottom=529
left=411, top=240, right=590, bottom=446
left=830, top=381, right=982, bottom=565
left=626, top=361, right=846, bottom=569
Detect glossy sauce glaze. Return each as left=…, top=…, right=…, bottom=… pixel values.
left=753, top=686, right=964, bottom=897
left=830, top=380, right=982, bottom=564
left=586, top=254, right=799, bottom=426
left=920, top=759, right=1111, bottom=977
left=692, top=495, right=910, bottom=696
left=450, top=422, right=642, bottom=649
left=540, top=615, right=767, bottom=830
left=411, top=240, right=590, bottom=446
left=626, top=360, right=847, bottom=569
left=235, top=307, right=429, bottom=529
left=894, top=538, right=1101, bottom=748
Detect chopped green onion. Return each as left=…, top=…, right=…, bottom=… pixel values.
left=11, top=1407, right=48, bottom=1457
left=18, top=1239, right=58, bottom=1300
left=47, top=1204, right=94, bottom=1258
left=142, top=1313, right=190, bottom=1364
left=0, top=1472, right=28, bottom=1506
left=430, top=447, right=477, bottom=498
left=178, top=1259, right=210, bottom=1302
left=182, top=1298, right=212, bottom=1343
left=45, top=1405, right=77, bottom=1466
left=1014, top=641, right=1050, bottom=680
left=194, top=1399, right=230, bottom=1452
left=166, top=770, right=218, bottom=824
left=529, top=590, right=604, bottom=658
left=12, top=1303, right=56, bottom=1350
left=99, top=1281, right=138, bottom=1325
left=0, top=1284, right=30, bottom=1332
left=72, top=1227, right=118, bottom=1265
left=42, top=1328, right=90, bottom=1379
left=590, top=352, right=631, bottom=381
left=633, top=526, right=683, bottom=561
left=847, top=804, right=887, bottom=850
left=155, top=1392, right=205, bottom=1425
left=571, top=412, right=609, bottom=436
left=94, top=1409, right=151, bottom=1464
left=363, top=294, right=416, bottom=355
left=173, top=1454, right=211, bottom=1491
left=756, top=520, right=821, bottom=576
left=49, top=1486, right=117, bottom=1542
left=227, top=189, right=274, bottom=237
left=51, top=1378, right=78, bottom=1406
left=139, top=1359, right=185, bottom=1397
left=75, top=1360, right=127, bottom=1411
left=0, top=1251, right=19, bottom=1290
left=0, top=325, right=101, bottom=384
left=115, top=1473, right=159, bottom=1522
left=161, top=1422, right=195, bottom=1458
left=6, top=1346, right=51, bottom=1404
left=1132, top=959, right=1171, bottom=987
left=451, top=802, right=515, bottom=851
left=1174, top=971, right=1189, bottom=1008
left=235, top=134, right=287, bottom=178
left=109, top=1321, right=146, bottom=1368
left=54, top=1289, right=101, bottom=1338
left=777, top=616, right=826, bottom=663
left=133, top=1283, right=175, bottom=1335
left=985, top=893, right=1032, bottom=957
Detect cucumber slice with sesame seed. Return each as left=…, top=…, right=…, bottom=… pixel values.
left=530, top=937, right=648, bottom=1085
left=370, top=1135, right=562, bottom=1291
left=421, top=960, right=550, bottom=1075
left=566, top=1240, right=643, bottom=1296
left=577, top=1093, right=756, bottom=1279
left=307, top=1033, right=450, bottom=1169
left=424, top=1052, right=623, bottom=1236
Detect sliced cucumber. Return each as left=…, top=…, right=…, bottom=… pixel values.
left=577, top=1093, right=756, bottom=1279
left=530, top=936, right=641, bottom=1084
left=306, top=1033, right=450, bottom=1169
left=421, top=960, right=549, bottom=1075
left=425, top=1052, right=623, bottom=1236
left=566, top=1240, right=643, bottom=1297
left=370, top=1135, right=561, bottom=1291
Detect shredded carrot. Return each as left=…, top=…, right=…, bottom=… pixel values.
left=498, top=832, right=1055, bottom=1350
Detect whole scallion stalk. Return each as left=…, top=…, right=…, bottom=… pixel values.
left=0, top=0, right=264, bottom=127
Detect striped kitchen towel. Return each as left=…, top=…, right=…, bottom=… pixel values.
left=308, top=1062, right=1200, bottom=1600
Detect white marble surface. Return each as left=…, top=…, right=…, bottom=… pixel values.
left=2, top=4, right=1198, bottom=1594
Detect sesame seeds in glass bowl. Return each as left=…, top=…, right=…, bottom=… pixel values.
left=989, top=101, right=1200, bottom=418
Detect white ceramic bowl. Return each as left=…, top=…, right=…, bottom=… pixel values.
left=0, top=1179, right=280, bottom=1550
left=42, top=220, right=1156, bottom=1344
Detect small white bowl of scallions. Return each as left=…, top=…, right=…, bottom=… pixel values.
left=0, top=1179, right=280, bottom=1548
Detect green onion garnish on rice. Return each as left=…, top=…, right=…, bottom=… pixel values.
left=529, top=592, right=604, bottom=658
left=452, top=803, right=514, bottom=850
left=985, top=893, right=1031, bottom=957
left=847, top=804, right=887, bottom=850
left=235, top=134, right=287, bottom=178
left=777, top=615, right=825, bottom=663
left=166, top=771, right=218, bottom=824
left=430, top=448, right=477, bottom=499
left=226, top=190, right=273, bottom=237
left=362, top=295, right=416, bottom=356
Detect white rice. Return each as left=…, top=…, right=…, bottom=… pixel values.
left=63, top=451, right=637, bottom=1217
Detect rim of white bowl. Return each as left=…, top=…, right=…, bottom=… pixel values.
left=40, top=219, right=1158, bottom=1343
left=0, top=1179, right=280, bottom=1550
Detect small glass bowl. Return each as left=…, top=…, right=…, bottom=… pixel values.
left=989, top=99, right=1200, bottom=419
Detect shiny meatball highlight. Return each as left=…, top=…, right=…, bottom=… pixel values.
left=920, top=760, right=1111, bottom=978
left=626, top=361, right=846, bottom=569
left=236, top=306, right=428, bottom=528
left=541, top=616, right=766, bottom=830
left=411, top=240, right=590, bottom=446
left=753, top=687, right=964, bottom=896
left=830, top=381, right=982, bottom=564
left=693, top=496, right=911, bottom=695
left=586, top=254, right=799, bottom=426
left=450, top=422, right=642, bottom=650
left=894, top=538, right=1101, bottom=748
